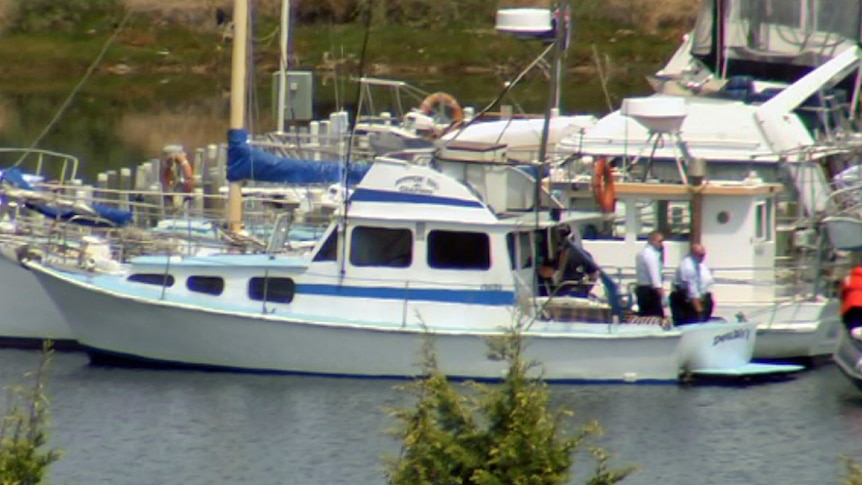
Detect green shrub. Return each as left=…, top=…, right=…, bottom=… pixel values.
left=385, top=327, right=636, bottom=485
left=0, top=343, right=61, bottom=485
left=842, top=456, right=862, bottom=485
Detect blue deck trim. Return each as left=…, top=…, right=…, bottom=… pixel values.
left=296, top=283, right=515, bottom=305
left=350, top=188, right=485, bottom=208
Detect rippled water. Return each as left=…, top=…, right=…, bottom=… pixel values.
left=1, top=349, right=860, bottom=485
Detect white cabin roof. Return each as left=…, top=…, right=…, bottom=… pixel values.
left=347, top=158, right=498, bottom=224
left=558, top=95, right=807, bottom=162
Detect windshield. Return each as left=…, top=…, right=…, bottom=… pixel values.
left=692, top=0, right=861, bottom=77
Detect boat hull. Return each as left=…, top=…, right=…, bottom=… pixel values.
left=822, top=216, right=862, bottom=251
left=678, top=321, right=757, bottom=371
left=834, top=327, right=862, bottom=391
left=714, top=300, right=840, bottom=363
left=0, top=239, right=77, bottom=348
left=29, top=262, right=687, bottom=383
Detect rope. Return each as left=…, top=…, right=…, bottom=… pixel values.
left=15, top=9, right=135, bottom=166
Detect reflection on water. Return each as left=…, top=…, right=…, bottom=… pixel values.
left=0, top=69, right=655, bottom=182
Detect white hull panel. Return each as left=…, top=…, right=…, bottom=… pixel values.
left=678, top=322, right=757, bottom=371
left=0, top=241, right=74, bottom=344
left=715, top=300, right=840, bottom=361
left=31, top=263, right=690, bottom=382
left=823, top=216, right=862, bottom=251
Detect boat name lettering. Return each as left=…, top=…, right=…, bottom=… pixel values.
left=713, top=328, right=750, bottom=346
left=395, top=175, right=439, bottom=195
left=480, top=284, right=503, bottom=291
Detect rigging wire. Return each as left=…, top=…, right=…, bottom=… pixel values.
left=337, top=2, right=374, bottom=278
left=16, top=9, right=135, bottom=167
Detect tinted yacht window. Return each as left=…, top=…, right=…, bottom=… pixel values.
left=248, top=277, right=295, bottom=303
left=350, top=227, right=412, bottom=267
left=187, top=276, right=224, bottom=296
left=313, top=229, right=338, bottom=262
left=427, top=230, right=490, bottom=270
left=127, top=273, right=175, bottom=287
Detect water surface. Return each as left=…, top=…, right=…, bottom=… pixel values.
left=1, top=350, right=860, bottom=485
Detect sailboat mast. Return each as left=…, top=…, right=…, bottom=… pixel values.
left=227, top=0, right=249, bottom=233
left=276, top=0, right=291, bottom=133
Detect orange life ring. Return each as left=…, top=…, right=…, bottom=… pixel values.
left=161, top=153, right=194, bottom=193
left=591, top=157, right=616, bottom=213
left=419, top=92, right=463, bottom=128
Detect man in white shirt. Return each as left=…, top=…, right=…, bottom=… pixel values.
left=634, top=231, right=665, bottom=317
left=670, top=243, right=715, bottom=325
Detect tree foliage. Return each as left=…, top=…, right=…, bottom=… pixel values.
left=0, top=344, right=61, bottom=485
left=385, top=327, right=636, bottom=485
left=842, top=456, right=862, bottom=485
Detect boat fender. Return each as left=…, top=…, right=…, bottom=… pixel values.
left=419, top=92, right=463, bottom=134
left=591, top=157, right=616, bottom=213
left=161, top=152, right=195, bottom=193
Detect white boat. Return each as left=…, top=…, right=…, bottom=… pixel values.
left=0, top=148, right=88, bottom=348
left=24, top=156, right=799, bottom=381
left=550, top=0, right=862, bottom=363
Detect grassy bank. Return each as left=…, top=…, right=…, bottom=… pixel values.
left=0, top=0, right=681, bottom=104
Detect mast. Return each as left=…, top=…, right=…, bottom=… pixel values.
left=276, top=0, right=291, bottom=133
left=227, top=0, right=248, bottom=233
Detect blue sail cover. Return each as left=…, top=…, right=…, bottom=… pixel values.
left=24, top=201, right=133, bottom=228
left=226, top=129, right=370, bottom=184
left=0, top=167, right=35, bottom=191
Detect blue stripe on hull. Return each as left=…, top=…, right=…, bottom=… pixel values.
left=296, top=283, right=515, bottom=306
left=350, top=188, right=485, bottom=208
left=82, top=346, right=674, bottom=384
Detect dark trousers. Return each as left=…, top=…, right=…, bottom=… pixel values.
left=635, top=285, right=663, bottom=317
left=670, top=288, right=714, bottom=326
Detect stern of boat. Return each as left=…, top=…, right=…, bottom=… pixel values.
left=678, top=321, right=757, bottom=371
left=834, top=327, right=862, bottom=391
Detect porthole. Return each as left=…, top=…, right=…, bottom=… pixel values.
left=248, top=277, right=295, bottom=303
left=187, top=276, right=225, bottom=296
left=127, top=273, right=175, bottom=287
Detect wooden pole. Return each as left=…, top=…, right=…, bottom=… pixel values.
left=688, top=157, right=706, bottom=245
left=226, top=0, right=248, bottom=233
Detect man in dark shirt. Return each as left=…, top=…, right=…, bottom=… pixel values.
left=539, top=225, right=600, bottom=298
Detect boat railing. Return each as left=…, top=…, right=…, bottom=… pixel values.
left=825, top=179, right=862, bottom=214
left=0, top=148, right=79, bottom=183
left=597, top=261, right=843, bottom=303
left=2, top=182, right=335, bottom=260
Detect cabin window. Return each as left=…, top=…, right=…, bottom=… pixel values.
left=535, top=229, right=551, bottom=266
left=754, top=200, right=772, bottom=241
left=518, top=232, right=533, bottom=269
left=628, top=200, right=690, bottom=241
left=313, top=229, right=338, bottom=262
left=187, top=276, right=224, bottom=296
left=127, top=273, right=174, bottom=287
left=506, top=233, right=516, bottom=269
left=248, top=277, right=295, bottom=303
left=350, top=226, right=412, bottom=267
left=506, top=232, right=533, bottom=270
left=427, top=230, right=490, bottom=270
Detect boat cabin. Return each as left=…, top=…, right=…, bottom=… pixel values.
left=580, top=175, right=787, bottom=306
left=123, top=155, right=610, bottom=329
